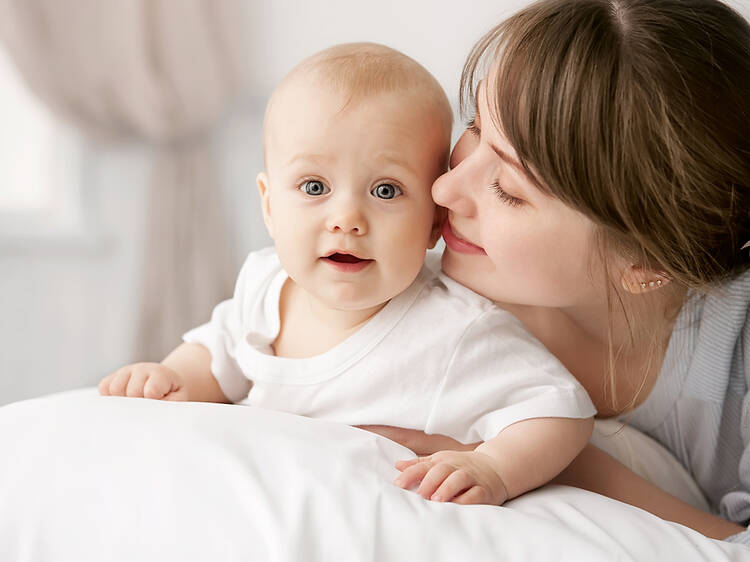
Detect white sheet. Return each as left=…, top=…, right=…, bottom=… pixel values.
left=0, top=390, right=746, bottom=561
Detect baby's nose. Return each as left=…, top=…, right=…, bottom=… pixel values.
left=326, top=205, right=368, bottom=235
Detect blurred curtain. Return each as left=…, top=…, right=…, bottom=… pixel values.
left=0, top=0, right=247, bottom=360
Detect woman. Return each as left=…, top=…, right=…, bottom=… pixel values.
left=363, top=0, right=750, bottom=544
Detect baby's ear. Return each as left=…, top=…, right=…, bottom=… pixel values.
left=256, top=172, right=274, bottom=239
left=427, top=205, right=447, bottom=249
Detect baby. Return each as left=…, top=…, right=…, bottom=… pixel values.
left=99, top=43, right=595, bottom=506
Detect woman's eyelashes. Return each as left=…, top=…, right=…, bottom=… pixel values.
left=490, top=180, right=524, bottom=208
left=464, top=116, right=524, bottom=208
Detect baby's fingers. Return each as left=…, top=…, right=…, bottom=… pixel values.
left=452, top=485, right=487, bottom=505
left=431, top=470, right=474, bottom=502
left=98, top=374, right=115, bottom=395
left=417, top=463, right=456, bottom=500
left=125, top=370, right=149, bottom=397
left=394, top=461, right=432, bottom=490
left=143, top=374, right=172, bottom=400
left=395, top=458, right=421, bottom=471
left=105, top=369, right=132, bottom=396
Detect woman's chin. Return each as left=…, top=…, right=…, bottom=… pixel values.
left=441, top=251, right=485, bottom=293
left=441, top=250, right=512, bottom=303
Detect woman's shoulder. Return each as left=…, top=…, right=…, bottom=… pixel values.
left=696, top=266, right=750, bottom=303
left=677, top=267, right=750, bottom=340
left=629, top=267, right=750, bottom=428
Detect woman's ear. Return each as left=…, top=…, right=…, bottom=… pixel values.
left=427, top=206, right=447, bottom=249
left=256, top=172, right=274, bottom=239
left=620, top=264, right=671, bottom=294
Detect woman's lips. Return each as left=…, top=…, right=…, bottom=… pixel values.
left=442, top=220, right=486, bottom=255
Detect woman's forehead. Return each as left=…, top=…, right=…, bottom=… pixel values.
left=474, top=80, right=523, bottom=162
left=475, top=79, right=487, bottom=113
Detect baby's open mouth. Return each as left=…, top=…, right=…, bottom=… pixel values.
left=325, top=253, right=371, bottom=264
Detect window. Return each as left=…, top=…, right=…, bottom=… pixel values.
left=0, top=44, right=87, bottom=242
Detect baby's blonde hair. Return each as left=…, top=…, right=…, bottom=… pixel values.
left=262, top=42, right=452, bottom=164
left=296, top=42, right=450, bottom=108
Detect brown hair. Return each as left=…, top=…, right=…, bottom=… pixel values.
left=462, top=0, right=750, bottom=408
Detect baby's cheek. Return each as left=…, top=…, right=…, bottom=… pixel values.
left=387, top=246, right=425, bottom=290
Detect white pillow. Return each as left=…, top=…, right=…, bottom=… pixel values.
left=591, top=418, right=710, bottom=512
left=0, top=390, right=741, bottom=561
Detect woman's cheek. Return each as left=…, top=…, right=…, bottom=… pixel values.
left=481, top=221, right=548, bottom=283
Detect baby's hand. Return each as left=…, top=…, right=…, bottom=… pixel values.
left=394, top=450, right=508, bottom=506
left=98, top=363, right=188, bottom=401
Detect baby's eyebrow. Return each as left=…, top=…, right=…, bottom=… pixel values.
left=286, top=152, right=416, bottom=180
left=376, top=153, right=417, bottom=177
left=289, top=152, right=332, bottom=163
left=286, top=153, right=335, bottom=167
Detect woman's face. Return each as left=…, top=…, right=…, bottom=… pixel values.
left=432, top=81, right=603, bottom=308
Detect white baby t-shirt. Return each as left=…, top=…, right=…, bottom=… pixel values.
left=183, top=247, right=595, bottom=443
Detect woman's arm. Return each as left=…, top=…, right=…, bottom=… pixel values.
left=355, top=424, right=479, bottom=454
left=358, top=424, right=744, bottom=539
left=552, top=443, right=744, bottom=540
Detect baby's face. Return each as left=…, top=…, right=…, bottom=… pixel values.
left=258, top=82, right=448, bottom=311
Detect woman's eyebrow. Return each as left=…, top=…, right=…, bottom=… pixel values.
left=490, top=145, right=523, bottom=174
left=489, top=143, right=542, bottom=188
left=476, top=83, right=542, bottom=188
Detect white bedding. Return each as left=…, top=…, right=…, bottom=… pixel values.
left=0, top=390, right=746, bottom=561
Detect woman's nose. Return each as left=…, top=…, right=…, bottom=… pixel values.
left=432, top=133, right=477, bottom=217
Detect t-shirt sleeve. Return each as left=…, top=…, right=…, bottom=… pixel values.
left=424, top=308, right=596, bottom=444
left=181, top=252, right=263, bottom=403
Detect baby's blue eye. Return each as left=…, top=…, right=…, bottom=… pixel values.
left=301, top=180, right=330, bottom=196
left=371, top=183, right=402, bottom=199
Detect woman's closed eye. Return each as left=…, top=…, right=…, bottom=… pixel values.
left=465, top=115, right=526, bottom=207
left=491, top=180, right=524, bottom=208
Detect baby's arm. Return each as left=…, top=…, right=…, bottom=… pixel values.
left=394, top=416, right=593, bottom=505
left=98, top=342, right=229, bottom=403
